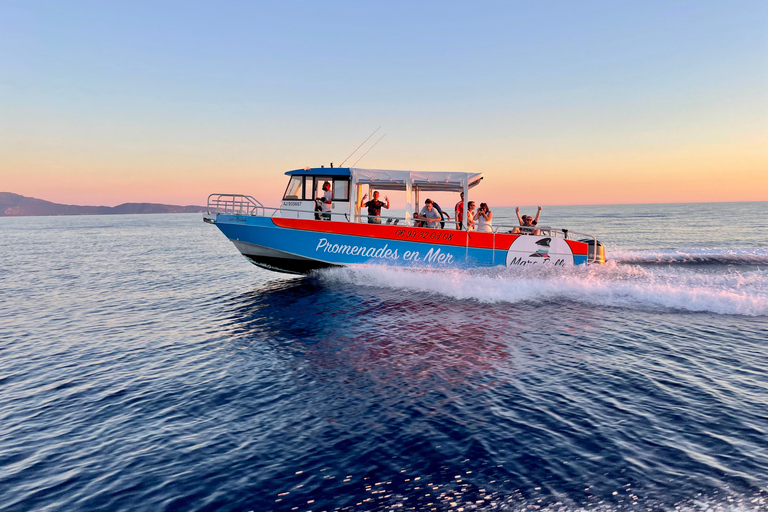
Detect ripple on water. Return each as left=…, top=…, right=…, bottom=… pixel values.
left=0, top=212, right=767, bottom=511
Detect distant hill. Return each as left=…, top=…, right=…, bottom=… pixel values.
left=0, top=192, right=207, bottom=217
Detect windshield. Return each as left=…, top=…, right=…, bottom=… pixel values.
left=283, top=176, right=303, bottom=200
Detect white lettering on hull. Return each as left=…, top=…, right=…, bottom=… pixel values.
left=315, top=238, right=461, bottom=264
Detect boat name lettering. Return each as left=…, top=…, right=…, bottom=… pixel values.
left=423, top=248, right=454, bottom=264
left=227, top=216, right=247, bottom=222
left=393, top=229, right=454, bottom=242
left=508, top=257, right=566, bottom=267
left=315, top=238, right=454, bottom=265
left=315, top=238, right=399, bottom=260
left=282, top=201, right=302, bottom=206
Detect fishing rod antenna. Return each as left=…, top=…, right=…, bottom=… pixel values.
left=351, top=133, right=387, bottom=167
left=339, top=127, right=381, bottom=168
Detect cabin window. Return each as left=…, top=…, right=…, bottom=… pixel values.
left=313, top=177, right=333, bottom=200
left=333, top=179, right=349, bottom=201
left=309, top=177, right=349, bottom=201
left=303, top=177, right=314, bottom=200
left=283, top=176, right=303, bottom=200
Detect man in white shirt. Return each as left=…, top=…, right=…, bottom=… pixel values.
left=416, top=199, right=442, bottom=228
left=316, top=181, right=332, bottom=220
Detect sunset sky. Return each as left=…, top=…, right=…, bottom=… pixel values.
left=2, top=1, right=767, bottom=207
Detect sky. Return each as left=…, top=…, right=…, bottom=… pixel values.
left=1, top=0, right=767, bottom=207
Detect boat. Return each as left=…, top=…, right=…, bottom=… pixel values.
left=203, top=167, right=605, bottom=274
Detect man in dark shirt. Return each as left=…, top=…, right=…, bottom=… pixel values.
left=360, top=191, right=390, bottom=224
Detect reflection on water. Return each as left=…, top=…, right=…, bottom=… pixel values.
left=223, top=277, right=608, bottom=389
left=211, top=276, right=768, bottom=512
left=2, top=211, right=767, bottom=512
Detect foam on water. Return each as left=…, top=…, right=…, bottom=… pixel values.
left=611, top=247, right=768, bottom=266
left=317, top=252, right=768, bottom=316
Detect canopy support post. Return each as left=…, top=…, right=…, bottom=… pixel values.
left=462, top=177, right=469, bottom=231
left=405, top=177, right=412, bottom=226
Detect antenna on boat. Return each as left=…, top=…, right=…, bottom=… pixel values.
left=339, top=127, right=381, bottom=168
left=350, top=133, right=386, bottom=167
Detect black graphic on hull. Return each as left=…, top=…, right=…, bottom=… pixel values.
left=506, top=236, right=574, bottom=266
left=529, top=238, right=551, bottom=258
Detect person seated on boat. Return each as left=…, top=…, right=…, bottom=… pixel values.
left=415, top=199, right=442, bottom=228
left=412, top=210, right=423, bottom=227
left=360, top=191, right=390, bottom=224
left=466, top=201, right=476, bottom=231
left=476, top=203, right=493, bottom=233
left=455, top=192, right=464, bottom=230
left=514, top=206, right=541, bottom=234
left=316, top=181, right=333, bottom=221
left=512, top=214, right=537, bottom=234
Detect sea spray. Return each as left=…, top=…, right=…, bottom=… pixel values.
left=611, top=247, right=768, bottom=265
left=316, top=258, right=768, bottom=316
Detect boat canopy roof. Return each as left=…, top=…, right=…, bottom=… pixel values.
left=285, top=167, right=483, bottom=192
left=286, top=167, right=352, bottom=178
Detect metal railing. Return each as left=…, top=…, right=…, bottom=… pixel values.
left=351, top=215, right=601, bottom=264
left=206, top=199, right=602, bottom=264
left=207, top=194, right=265, bottom=217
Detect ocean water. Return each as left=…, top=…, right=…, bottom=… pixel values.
left=1, top=202, right=767, bottom=512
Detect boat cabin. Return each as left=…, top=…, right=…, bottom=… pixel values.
left=278, top=167, right=483, bottom=225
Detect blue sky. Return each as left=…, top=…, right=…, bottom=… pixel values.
left=2, top=1, right=766, bottom=205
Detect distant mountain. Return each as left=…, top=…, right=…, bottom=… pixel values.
left=0, top=192, right=207, bottom=217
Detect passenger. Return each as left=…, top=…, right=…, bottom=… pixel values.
left=413, top=210, right=423, bottom=227
left=316, top=181, right=333, bottom=221
left=466, top=201, right=476, bottom=231
left=476, top=202, right=493, bottom=232
left=360, top=191, right=390, bottom=224
left=420, top=199, right=450, bottom=229
left=455, top=192, right=464, bottom=230
left=416, top=199, right=442, bottom=228
left=514, top=206, right=541, bottom=234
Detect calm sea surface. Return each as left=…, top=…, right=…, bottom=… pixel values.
left=1, top=202, right=767, bottom=512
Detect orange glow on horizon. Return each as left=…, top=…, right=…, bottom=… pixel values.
left=2, top=136, right=766, bottom=208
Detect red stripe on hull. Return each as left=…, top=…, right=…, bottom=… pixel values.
left=272, top=218, right=517, bottom=249
left=565, top=239, right=589, bottom=256
left=270, top=218, right=589, bottom=255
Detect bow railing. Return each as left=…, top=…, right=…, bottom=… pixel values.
left=207, top=194, right=265, bottom=217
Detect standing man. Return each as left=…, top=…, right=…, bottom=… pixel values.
left=455, top=192, right=465, bottom=230
left=360, top=191, right=390, bottom=224
left=317, top=181, right=333, bottom=221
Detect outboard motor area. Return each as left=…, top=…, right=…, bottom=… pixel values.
left=581, top=239, right=606, bottom=264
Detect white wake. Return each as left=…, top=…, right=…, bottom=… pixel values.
left=317, top=257, right=768, bottom=317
